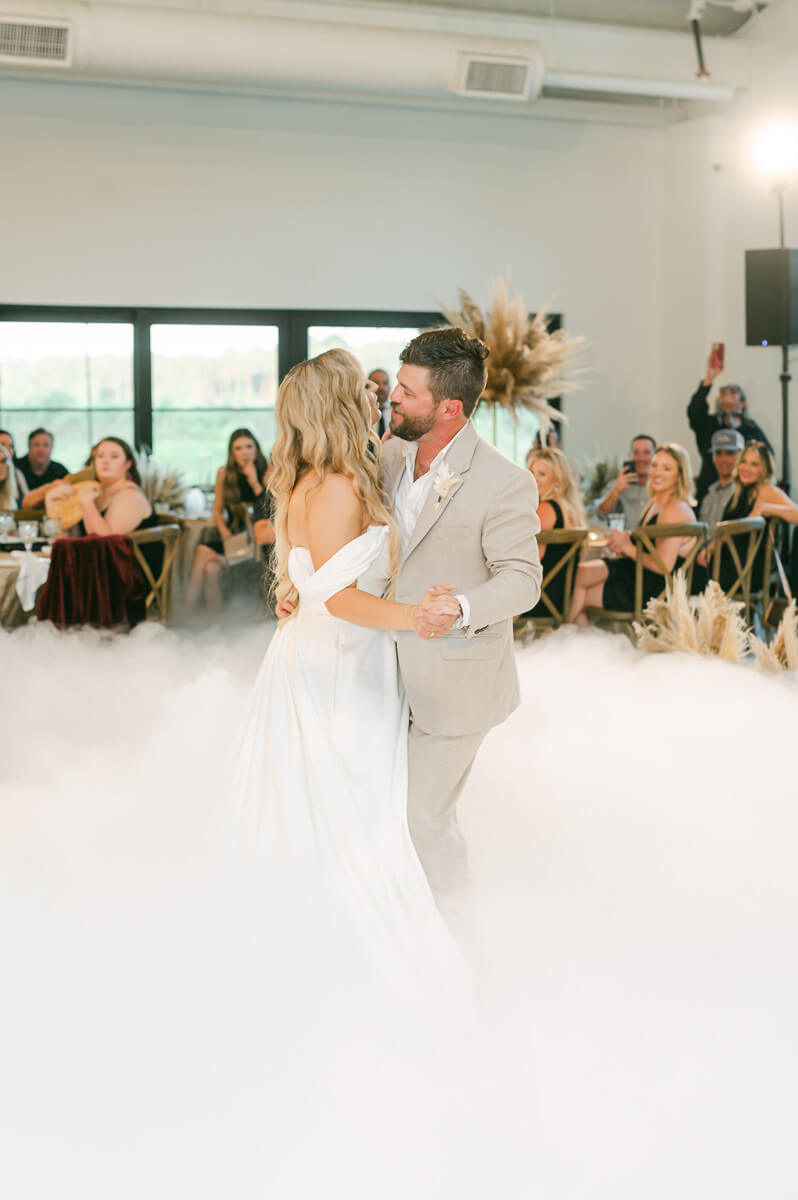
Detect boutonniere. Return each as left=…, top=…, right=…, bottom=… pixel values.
left=433, top=462, right=461, bottom=507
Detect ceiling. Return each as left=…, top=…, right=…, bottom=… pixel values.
left=307, top=0, right=763, bottom=36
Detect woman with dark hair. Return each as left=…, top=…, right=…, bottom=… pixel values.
left=186, top=428, right=270, bottom=614
left=45, top=437, right=155, bottom=536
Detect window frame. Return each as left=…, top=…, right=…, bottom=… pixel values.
left=0, top=305, right=561, bottom=458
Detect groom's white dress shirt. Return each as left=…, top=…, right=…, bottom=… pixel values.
left=392, top=425, right=471, bottom=627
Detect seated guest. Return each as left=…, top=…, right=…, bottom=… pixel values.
left=521, top=447, right=585, bottom=619
left=0, top=431, right=28, bottom=503
left=699, top=428, right=745, bottom=538
left=18, top=428, right=69, bottom=508
left=591, top=434, right=655, bottom=529
left=186, top=428, right=269, bottom=614
left=688, top=345, right=771, bottom=503
left=713, top=441, right=798, bottom=593
left=570, top=443, right=696, bottom=625
left=45, top=437, right=156, bottom=536
left=0, top=441, right=21, bottom=510
left=723, top=441, right=798, bottom=524
left=0, top=439, right=22, bottom=508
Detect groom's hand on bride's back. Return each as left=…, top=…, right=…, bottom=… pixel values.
left=415, top=585, right=459, bottom=640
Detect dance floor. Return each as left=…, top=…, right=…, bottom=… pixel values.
left=1, top=621, right=796, bottom=1199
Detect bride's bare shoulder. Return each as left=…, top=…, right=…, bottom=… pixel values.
left=305, top=472, right=360, bottom=514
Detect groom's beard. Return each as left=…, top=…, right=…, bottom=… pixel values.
left=389, top=404, right=438, bottom=442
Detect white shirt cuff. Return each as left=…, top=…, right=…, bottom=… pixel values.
left=453, top=593, right=470, bottom=629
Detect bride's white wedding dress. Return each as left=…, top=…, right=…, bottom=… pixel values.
left=229, top=524, right=465, bottom=997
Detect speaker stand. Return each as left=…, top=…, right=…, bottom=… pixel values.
left=781, top=349, right=792, bottom=496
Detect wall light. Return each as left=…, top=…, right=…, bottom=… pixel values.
left=751, top=120, right=798, bottom=185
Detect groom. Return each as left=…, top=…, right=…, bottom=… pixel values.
left=383, top=327, right=541, bottom=911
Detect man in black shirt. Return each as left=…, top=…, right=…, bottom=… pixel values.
left=17, top=428, right=69, bottom=509
left=687, top=348, right=771, bottom=504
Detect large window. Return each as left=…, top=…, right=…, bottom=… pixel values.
left=308, top=325, right=422, bottom=382
left=151, top=324, right=279, bottom=484
left=0, top=321, right=134, bottom=471
left=0, top=307, right=557, bottom=481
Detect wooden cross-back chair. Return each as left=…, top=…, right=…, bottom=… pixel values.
left=710, top=516, right=765, bottom=625
left=749, top=516, right=789, bottom=640
left=587, top=521, right=708, bottom=632
left=128, top=523, right=182, bottom=623
left=514, top=528, right=587, bottom=637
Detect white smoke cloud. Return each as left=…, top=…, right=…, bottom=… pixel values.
left=1, top=622, right=796, bottom=1198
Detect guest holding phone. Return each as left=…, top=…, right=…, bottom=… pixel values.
left=591, top=434, right=655, bottom=530
left=687, top=343, right=772, bottom=504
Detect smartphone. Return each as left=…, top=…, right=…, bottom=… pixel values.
left=623, top=459, right=636, bottom=476
left=710, top=341, right=725, bottom=370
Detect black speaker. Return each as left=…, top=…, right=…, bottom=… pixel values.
left=745, top=248, right=798, bottom=347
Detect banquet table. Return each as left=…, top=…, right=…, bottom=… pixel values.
left=0, top=550, right=51, bottom=629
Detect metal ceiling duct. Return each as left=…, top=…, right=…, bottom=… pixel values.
left=0, top=4, right=546, bottom=101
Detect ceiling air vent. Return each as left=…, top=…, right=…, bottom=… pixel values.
left=0, top=16, right=72, bottom=67
left=452, top=53, right=537, bottom=102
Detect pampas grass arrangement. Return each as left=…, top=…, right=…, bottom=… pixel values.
left=748, top=601, right=798, bottom=673
left=135, top=450, right=187, bottom=515
left=634, top=574, right=749, bottom=665
left=440, top=275, right=584, bottom=436
left=581, top=456, right=619, bottom=504
left=634, top=573, right=798, bottom=674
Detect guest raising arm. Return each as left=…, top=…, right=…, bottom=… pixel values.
left=687, top=345, right=771, bottom=503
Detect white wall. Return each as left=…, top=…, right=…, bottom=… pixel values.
left=716, top=0, right=798, bottom=490
left=0, top=75, right=666, bottom=467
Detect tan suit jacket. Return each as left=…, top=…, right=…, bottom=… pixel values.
left=382, top=420, right=541, bottom=737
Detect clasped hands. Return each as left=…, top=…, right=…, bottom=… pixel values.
left=607, top=529, right=634, bottom=557
left=415, top=584, right=460, bottom=639
left=275, top=583, right=461, bottom=639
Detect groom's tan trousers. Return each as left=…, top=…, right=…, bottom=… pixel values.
left=407, top=720, right=485, bottom=905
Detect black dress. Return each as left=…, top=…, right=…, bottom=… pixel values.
left=717, top=487, right=765, bottom=593
left=207, top=471, right=259, bottom=552
left=75, top=502, right=163, bottom=576
left=602, top=506, right=683, bottom=611
left=524, top=501, right=568, bottom=618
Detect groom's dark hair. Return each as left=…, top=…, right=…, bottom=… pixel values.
left=399, top=328, right=489, bottom=417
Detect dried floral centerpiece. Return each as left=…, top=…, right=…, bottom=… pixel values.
left=135, top=450, right=187, bottom=516
left=439, top=275, right=583, bottom=444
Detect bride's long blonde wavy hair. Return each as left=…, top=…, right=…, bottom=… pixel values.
left=269, top=348, right=400, bottom=608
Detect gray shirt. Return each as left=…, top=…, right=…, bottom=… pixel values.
left=591, top=480, right=650, bottom=529
left=699, top=479, right=735, bottom=538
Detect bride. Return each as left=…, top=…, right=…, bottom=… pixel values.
left=230, top=348, right=466, bottom=994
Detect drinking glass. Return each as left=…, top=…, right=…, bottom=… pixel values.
left=607, top=513, right=625, bottom=532
left=0, top=512, right=14, bottom=543
left=18, top=520, right=39, bottom=553
left=42, top=515, right=62, bottom=542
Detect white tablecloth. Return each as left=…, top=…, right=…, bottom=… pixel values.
left=0, top=551, right=51, bottom=627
